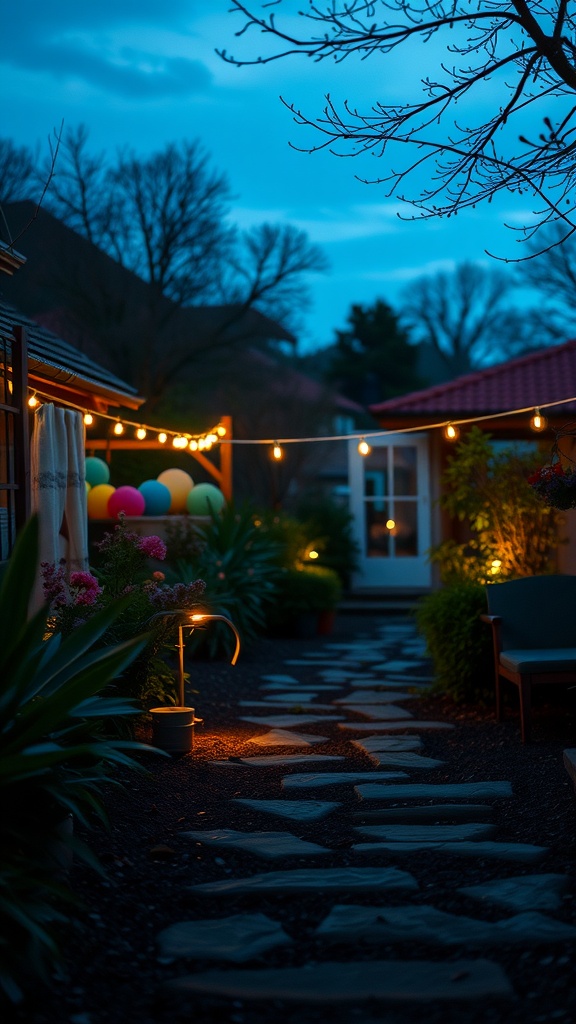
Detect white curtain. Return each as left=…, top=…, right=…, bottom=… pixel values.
left=30, top=404, right=88, bottom=610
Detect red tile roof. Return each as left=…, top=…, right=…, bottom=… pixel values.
left=370, top=340, right=576, bottom=418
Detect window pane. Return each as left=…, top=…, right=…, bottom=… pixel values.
left=393, top=501, right=418, bottom=557
left=365, top=503, right=393, bottom=558
left=364, top=448, right=388, bottom=498
left=393, top=446, right=417, bottom=496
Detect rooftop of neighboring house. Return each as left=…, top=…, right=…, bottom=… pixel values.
left=370, top=338, right=576, bottom=423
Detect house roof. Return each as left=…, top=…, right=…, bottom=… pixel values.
left=370, top=339, right=576, bottom=422
left=0, top=298, right=142, bottom=410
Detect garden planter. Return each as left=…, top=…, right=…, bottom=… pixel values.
left=149, top=706, right=198, bottom=754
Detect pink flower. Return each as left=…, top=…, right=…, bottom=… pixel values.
left=70, top=571, right=102, bottom=606
left=137, top=535, right=167, bottom=561
left=153, top=571, right=165, bottom=581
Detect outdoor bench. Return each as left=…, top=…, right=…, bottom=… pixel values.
left=481, top=574, right=576, bottom=743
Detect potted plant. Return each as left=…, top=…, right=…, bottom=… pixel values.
left=267, top=564, right=343, bottom=638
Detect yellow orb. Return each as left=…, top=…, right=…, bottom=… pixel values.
left=87, top=484, right=116, bottom=519
left=157, top=468, right=194, bottom=513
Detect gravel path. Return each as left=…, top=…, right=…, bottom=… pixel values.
left=11, top=613, right=576, bottom=1024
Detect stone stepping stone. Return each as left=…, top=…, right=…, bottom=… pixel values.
left=156, top=913, right=292, bottom=962
left=352, top=736, right=422, bottom=753
left=257, top=692, right=323, bottom=702
left=234, top=798, right=340, bottom=821
left=377, top=673, right=435, bottom=684
left=315, top=904, right=576, bottom=947
left=355, top=822, right=495, bottom=842
left=352, top=804, right=494, bottom=824
left=336, top=691, right=417, bottom=703
left=361, top=751, right=445, bottom=770
left=260, top=675, right=299, bottom=684
left=352, top=841, right=547, bottom=863
left=261, top=683, right=342, bottom=692
left=284, top=659, right=340, bottom=667
left=181, top=829, right=329, bottom=858
left=164, top=959, right=513, bottom=1002
left=372, top=660, right=422, bottom=672
left=210, top=754, right=345, bottom=767
left=241, top=714, right=343, bottom=728
left=282, top=771, right=408, bottom=790
left=240, top=700, right=336, bottom=710
left=338, top=720, right=453, bottom=732
left=459, top=874, right=569, bottom=912
left=347, top=679, right=429, bottom=690
left=189, top=865, right=418, bottom=896
left=343, top=704, right=414, bottom=720
left=248, top=729, right=329, bottom=747
left=356, top=781, right=513, bottom=801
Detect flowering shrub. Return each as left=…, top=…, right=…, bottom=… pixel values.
left=528, top=462, right=576, bottom=510
left=42, top=514, right=206, bottom=707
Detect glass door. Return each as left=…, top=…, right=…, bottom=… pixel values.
left=349, top=433, right=431, bottom=589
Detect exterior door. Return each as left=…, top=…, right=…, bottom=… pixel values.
left=348, top=433, right=431, bottom=590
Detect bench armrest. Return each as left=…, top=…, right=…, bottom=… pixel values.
left=480, top=612, right=503, bottom=662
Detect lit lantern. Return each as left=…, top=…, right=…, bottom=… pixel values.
left=87, top=484, right=116, bottom=519
left=108, top=485, right=146, bottom=519
left=186, top=483, right=226, bottom=516
left=85, top=456, right=110, bottom=487
left=157, top=468, right=194, bottom=513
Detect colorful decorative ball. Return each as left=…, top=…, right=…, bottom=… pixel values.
left=85, top=456, right=110, bottom=487
left=138, top=479, right=172, bottom=516
left=186, top=482, right=226, bottom=516
left=107, top=485, right=146, bottom=519
left=157, top=468, right=194, bottom=514
left=87, top=484, right=115, bottom=519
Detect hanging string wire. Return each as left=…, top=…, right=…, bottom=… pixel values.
left=28, top=386, right=576, bottom=448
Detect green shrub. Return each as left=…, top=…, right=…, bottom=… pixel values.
left=266, top=564, right=342, bottom=635
left=0, top=516, right=157, bottom=1004
left=175, top=503, right=282, bottom=657
left=294, top=494, right=360, bottom=587
left=415, top=579, right=493, bottom=704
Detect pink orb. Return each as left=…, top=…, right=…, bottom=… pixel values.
left=107, top=485, right=146, bottom=518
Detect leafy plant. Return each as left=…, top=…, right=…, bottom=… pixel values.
left=294, top=494, right=360, bottom=587
left=0, top=516, right=158, bottom=1004
left=415, top=579, right=493, bottom=704
left=176, top=503, right=282, bottom=657
left=266, top=564, right=342, bottom=636
left=431, top=427, right=558, bottom=583
left=44, top=515, right=206, bottom=707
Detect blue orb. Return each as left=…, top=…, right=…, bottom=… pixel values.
left=85, top=456, right=110, bottom=487
left=138, top=479, right=172, bottom=516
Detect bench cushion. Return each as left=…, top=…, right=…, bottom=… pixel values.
left=500, top=649, right=576, bottom=674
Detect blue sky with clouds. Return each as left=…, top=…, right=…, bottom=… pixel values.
left=1, top=2, right=530, bottom=352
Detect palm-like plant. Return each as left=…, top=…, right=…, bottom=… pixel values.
left=0, top=516, right=156, bottom=1004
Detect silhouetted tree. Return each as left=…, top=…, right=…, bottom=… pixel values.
left=221, top=1, right=576, bottom=254
left=324, top=299, right=421, bottom=405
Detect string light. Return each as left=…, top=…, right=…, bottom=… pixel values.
left=358, top=438, right=371, bottom=456
left=157, top=432, right=167, bottom=444
left=386, top=519, right=396, bottom=531
left=217, top=424, right=227, bottom=437
left=444, top=423, right=459, bottom=441
left=530, top=408, right=548, bottom=432
left=173, top=435, right=188, bottom=449
left=136, top=426, right=147, bottom=440
left=28, top=393, right=39, bottom=408
left=188, top=439, right=198, bottom=451
left=272, top=443, right=284, bottom=460
left=83, top=412, right=94, bottom=426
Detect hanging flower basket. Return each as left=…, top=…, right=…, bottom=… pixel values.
left=528, top=462, right=576, bottom=510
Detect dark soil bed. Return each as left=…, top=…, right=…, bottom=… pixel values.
left=8, top=613, right=576, bottom=1024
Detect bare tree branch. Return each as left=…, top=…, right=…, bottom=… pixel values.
left=220, top=1, right=576, bottom=253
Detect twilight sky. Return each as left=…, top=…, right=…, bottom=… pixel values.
left=1, top=2, right=532, bottom=353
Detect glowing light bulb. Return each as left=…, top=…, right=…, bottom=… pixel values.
left=28, top=393, right=39, bottom=408
left=113, top=420, right=124, bottom=435
left=189, top=439, right=198, bottom=451
left=272, top=443, right=283, bottom=460
left=308, top=549, right=319, bottom=560
left=444, top=423, right=459, bottom=441
left=386, top=519, right=396, bottom=530
left=83, top=412, right=94, bottom=426
left=358, top=439, right=371, bottom=456
left=530, top=408, right=547, bottom=432
left=157, top=432, right=167, bottom=444
left=136, top=427, right=147, bottom=440
left=173, top=435, right=188, bottom=449
left=217, top=424, right=227, bottom=437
